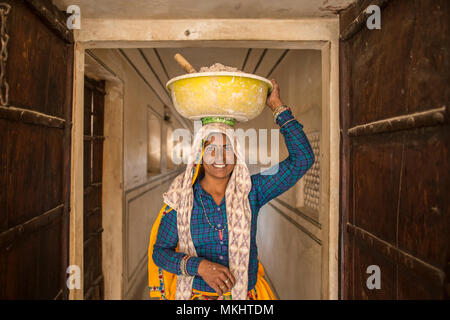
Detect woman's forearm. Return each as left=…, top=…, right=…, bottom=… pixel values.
left=252, top=108, right=315, bottom=206
left=152, top=246, right=202, bottom=276
left=277, top=109, right=315, bottom=169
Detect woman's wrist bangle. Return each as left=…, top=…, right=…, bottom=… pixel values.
left=180, top=255, right=186, bottom=275
left=180, top=255, right=192, bottom=276
left=280, top=118, right=296, bottom=128
left=273, top=105, right=290, bottom=123
left=183, top=255, right=190, bottom=276
left=272, top=104, right=285, bottom=112
left=272, top=104, right=288, bottom=115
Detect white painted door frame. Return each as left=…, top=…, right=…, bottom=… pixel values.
left=69, top=18, right=340, bottom=300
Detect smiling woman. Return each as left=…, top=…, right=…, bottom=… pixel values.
left=148, top=79, right=315, bottom=300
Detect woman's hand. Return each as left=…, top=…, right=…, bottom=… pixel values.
left=266, top=79, right=284, bottom=112
left=198, top=259, right=236, bottom=296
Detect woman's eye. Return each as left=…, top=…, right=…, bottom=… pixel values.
left=224, top=145, right=233, bottom=152
left=205, top=146, right=215, bottom=153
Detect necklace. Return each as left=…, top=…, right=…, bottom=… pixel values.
left=199, top=195, right=227, bottom=241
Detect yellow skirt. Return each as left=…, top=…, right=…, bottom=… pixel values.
left=190, top=261, right=276, bottom=300
left=155, top=259, right=276, bottom=300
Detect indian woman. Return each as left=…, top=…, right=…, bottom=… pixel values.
left=148, top=79, right=315, bottom=300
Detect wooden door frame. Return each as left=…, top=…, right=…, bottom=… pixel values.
left=70, top=18, right=341, bottom=299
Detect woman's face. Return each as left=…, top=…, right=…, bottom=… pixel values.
left=202, top=133, right=236, bottom=179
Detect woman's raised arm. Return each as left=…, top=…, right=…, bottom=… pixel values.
left=251, top=79, right=315, bottom=207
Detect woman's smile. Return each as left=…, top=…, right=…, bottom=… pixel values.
left=212, top=163, right=226, bottom=169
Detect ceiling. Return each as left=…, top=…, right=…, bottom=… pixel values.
left=141, top=47, right=290, bottom=80
left=54, top=0, right=356, bottom=19
left=87, top=47, right=303, bottom=128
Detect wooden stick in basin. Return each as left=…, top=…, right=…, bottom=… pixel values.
left=174, top=53, right=197, bottom=73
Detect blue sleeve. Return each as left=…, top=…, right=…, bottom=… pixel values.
left=152, top=208, right=203, bottom=276
left=251, top=109, right=315, bottom=207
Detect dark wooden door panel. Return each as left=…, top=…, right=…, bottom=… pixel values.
left=397, top=126, right=449, bottom=267
left=7, top=124, right=65, bottom=228
left=4, top=230, right=40, bottom=298
left=353, top=134, right=403, bottom=244
left=0, top=0, right=73, bottom=299
left=7, top=0, right=72, bottom=117
left=341, top=0, right=449, bottom=128
left=37, top=215, right=63, bottom=297
left=339, top=0, right=449, bottom=299
left=397, top=264, right=443, bottom=300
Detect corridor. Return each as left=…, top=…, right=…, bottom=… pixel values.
left=82, top=46, right=326, bottom=299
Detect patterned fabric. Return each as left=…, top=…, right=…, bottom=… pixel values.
left=191, top=289, right=256, bottom=300
left=152, top=109, right=315, bottom=298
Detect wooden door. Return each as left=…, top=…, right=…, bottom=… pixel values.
left=0, top=0, right=73, bottom=299
left=339, top=0, right=449, bottom=299
left=83, top=76, right=105, bottom=300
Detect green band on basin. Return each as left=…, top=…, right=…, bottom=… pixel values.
left=201, top=117, right=236, bottom=127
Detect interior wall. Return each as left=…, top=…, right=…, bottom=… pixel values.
left=237, top=50, right=323, bottom=299
left=124, top=170, right=183, bottom=299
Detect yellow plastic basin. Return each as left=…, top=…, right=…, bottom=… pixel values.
left=166, top=72, right=273, bottom=122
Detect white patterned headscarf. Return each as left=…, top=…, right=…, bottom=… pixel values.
left=162, top=122, right=252, bottom=300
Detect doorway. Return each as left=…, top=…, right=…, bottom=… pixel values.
left=70, top=19, right=340, bottom=300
